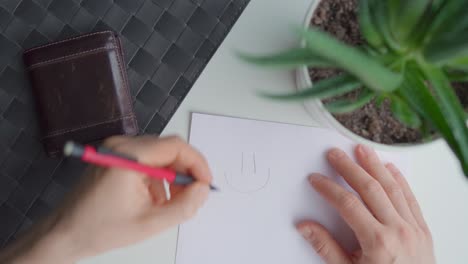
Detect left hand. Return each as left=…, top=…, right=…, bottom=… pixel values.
left=296, top=145, right=435, bottom=264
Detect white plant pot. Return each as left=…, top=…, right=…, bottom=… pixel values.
left=297, top=0, right=441, bottom=151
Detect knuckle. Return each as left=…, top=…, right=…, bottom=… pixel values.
left=166, top=135, right=184, bottom=145
left=363, top=179, right=382, bottom=195
left=199, top=150, right=209, bottom=163
left=338, top=192, right=360, bottom=211
left=181, top=203, right=197, bottom=220
left=419, top=225, right=433, bottom=240
left=191, top=147, right=208, bottom=164
left=313, top=239, right=330, bottom=258
left=368, top=159, right=383, bottom=169
left=407, top=197, right=423, bottom=214
left=103, top=136, right=125, bottom=148
left=385, top=184, right=403, bottom=198
left=414, top=227, right=426, bottom=239
left=396, top=225, right=412, bottom=242
left=408, top=197, right=420, bottom=209
left=373, top=229, right=390, bottom=250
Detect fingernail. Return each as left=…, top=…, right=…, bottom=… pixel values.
left=357, top=144, right=374, bottom=157
left=298, top=225, right=313, bottom=240
left=327, top=148, right=345, bottom=161
left=309, top=174, right=323, bottom=184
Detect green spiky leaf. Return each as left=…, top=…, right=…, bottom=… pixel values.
left=417, top=61, right=468, bottom=175
left=401, top=64, right=468, bottom=175
left=375, top=94, right=388, bottom=108
left=372, top=1, right=405, bottom=52
left=359, top=0, right=385, bottom=49
left=425, top=34, right=468, bottom=65
left=431, top=0, right=444, bottom=10
left=261, top=74, right=361, bottom=101
left=237, top=48, right=333, bottom=68
left=386, top=0, right=401, bottom=29
left=426, top=1, right=468, bottom=43
left=447, top=7, right=468, bottom=34
left=405, top=3, right=441, bottom=48
left=325, top=89, right=375, bottom=114
left=300, top=29, right=402, bottom=92
left=445, top=69, right=468, bottom=82
left=389, top=94, right=422, bottom=128
left=446, top=57, right=468, bottom=72
left=394, top=0, right=430, bottom=41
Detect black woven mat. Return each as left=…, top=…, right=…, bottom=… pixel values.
left=0, top=0, right=249, bottom=247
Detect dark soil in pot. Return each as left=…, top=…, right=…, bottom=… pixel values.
left=309, top=0, right=468, bottom=144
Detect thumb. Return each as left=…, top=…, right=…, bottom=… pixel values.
left=296, top=221, right=351, bottom=264
left=147, top=182, right=210, bottom=229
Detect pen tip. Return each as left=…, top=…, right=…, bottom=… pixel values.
left=210, top=185, right=219, bottom=191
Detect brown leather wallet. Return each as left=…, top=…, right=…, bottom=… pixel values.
left=23, top=31, right=138, bottom=157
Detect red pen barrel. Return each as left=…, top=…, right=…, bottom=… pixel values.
left=82, top=146, right=177, bottom=182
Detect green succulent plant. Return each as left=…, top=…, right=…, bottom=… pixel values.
left=240, top=0, right=468, bottom=177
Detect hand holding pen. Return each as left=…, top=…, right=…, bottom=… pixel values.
left=64, top=140, right=218, bottom=191
left=25, top=136, right=214, bottom=261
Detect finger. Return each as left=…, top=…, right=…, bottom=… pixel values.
left=111, top=135, right=212, bottom=184
left=103, top=135, right=133, bottom=148
left=385, top=163, right=430, bottom=233
left=327, top=148, right=399, bottom=224
left=148, top=183, right=209, bottom=228
left=296, top=221, right=351, bottom=264
left=147, top=179, right=167, bottom=205
left=310, top=174, right=379, bottom=239
left=350, top=249, right=363, bottom=262
left=355, top=145, right=416, bottom=225
left=170, top=184, right=185, bottom=197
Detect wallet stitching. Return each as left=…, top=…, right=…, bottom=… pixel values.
left=42, top=115, right=137, bottom=139
left=24, top=31, right=114, bottom=54
left=27, top=47, right=116, bottom=69
left=111, top=34, right=139, bottom=131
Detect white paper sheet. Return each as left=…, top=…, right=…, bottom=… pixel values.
left=176, top=113, right=409, bottom=264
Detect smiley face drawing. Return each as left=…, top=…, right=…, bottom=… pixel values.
left=224, top=152, right=271, bottom=194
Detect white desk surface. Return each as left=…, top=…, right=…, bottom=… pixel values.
left=82, top=0, right=468, bottom=263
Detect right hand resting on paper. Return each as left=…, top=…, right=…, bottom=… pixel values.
left=296, top=145, right=435, bottom=264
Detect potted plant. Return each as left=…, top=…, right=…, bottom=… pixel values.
left=240, top=0, right=468, bottom=176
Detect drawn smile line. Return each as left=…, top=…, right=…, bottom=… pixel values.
left=224, top=168, right=271, bottom=194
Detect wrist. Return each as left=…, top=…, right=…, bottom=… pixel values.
left=31, top=210, right=94, bottom=264
left=28, top=229, right=81, bottom=264
left=0, top=213, right=88, bottom=264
